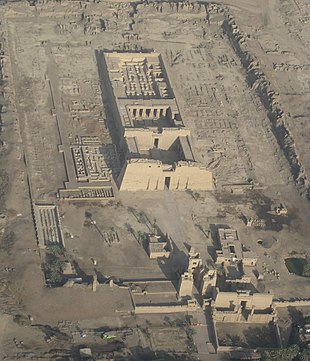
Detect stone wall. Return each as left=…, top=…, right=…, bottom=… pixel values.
left=214, top=291, right=273, bottom=310
left=134, top=301, right=197, bottom=314
left=124, top=127, right=191, bottom=151
left=214, top=311, right=274, bottom=323
left=118, top=159, right=213, bottom=191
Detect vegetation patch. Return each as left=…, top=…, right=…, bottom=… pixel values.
left=218, top=322, right=278, bottom=349
left=43, top=245, right=74, bottom=286
left=0, top=230, right=15, bottom=254
left=261, top=344, right=310, bottom=361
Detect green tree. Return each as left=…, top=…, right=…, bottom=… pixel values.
left=47, top=245, right=64, bottom=257
left=137, top=231, right=145, bottom=244
left=221, top=336, right=233, bottom=346
left=49, top=270, right=63, bottom=284
left=302, top=263, right=310, bottom=277
left=221, top=334, right=242, bottom=347
left=152, top=218, right=157, bottom=234
left=127, top=206, right=135, bottom=215
left=304, top=315, right=310, bottom=323
left=138, top=211, right=147, bottom=225
left=85, top=211, right=92, bottom=219
left=299, top=348, right=310, bottom=361
left=262, top=345, right=300, bottom=361
left=125, top=223, right=133, bottom=234
left=52, top=258, right=65, bottom=270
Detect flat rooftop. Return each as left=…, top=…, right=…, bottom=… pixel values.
left=101, top=51, right=184, bottom=130
left=217, top=228, right=243, bottom=261
left=104, top=52, right=173, bottom=100
left=129, top=280, right=178, bottom=294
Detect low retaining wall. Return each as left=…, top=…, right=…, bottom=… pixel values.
left=135, top=304, right=195, bottom=314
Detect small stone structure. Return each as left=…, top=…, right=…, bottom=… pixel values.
left=102, top=229, right=120, bottom=246
left=177, top=246, right=204, bottom=300
left=79, top=348, right=93, bottom=360
left=59, top=136, right=116, bottom=200
left=178, top=272, right=194, bottom=300
left=212, top=290, right=276, bottom=323
left=188, top=246, right=202, bottom=273
left=201, top=270, right=217, bottom=298
left=216, top=228, right=257, bottom=267
left=62, top=262, right=76, bottom=277
left=147, top=233, right=172, bottom=259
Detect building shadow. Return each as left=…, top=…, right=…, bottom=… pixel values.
left=156, top=237, right=188, bottom=284
left=94, top=268, right=109, bottom=284
left=72, top=260, right=92, bottom=283
left=209, top=223, right=230, bottom=246
left=208, top=223, right=230, bottom=261
left=242, top=323, right=279, bottom=348
left=288, top=306, right=305, bottom=326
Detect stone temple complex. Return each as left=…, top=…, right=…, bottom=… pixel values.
left=2, top=0, right=310, bottom=359
left=97, top=51, right=213, bottom=191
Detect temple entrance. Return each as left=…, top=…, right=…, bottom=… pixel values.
left=164, top=177, right=171, bottom=190
left=154, top=138, right=159, bottom=148
left=241, top=301, right=247, bottom=309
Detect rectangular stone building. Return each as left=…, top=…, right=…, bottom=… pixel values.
left=97, top=51, right=213, bottom=191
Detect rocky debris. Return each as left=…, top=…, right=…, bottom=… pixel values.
left=220, top=7, right=310, bottom=200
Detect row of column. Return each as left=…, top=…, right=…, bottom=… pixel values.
left=129, top=107, right=168, bottom=119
